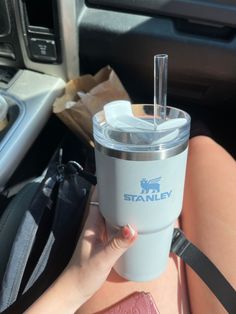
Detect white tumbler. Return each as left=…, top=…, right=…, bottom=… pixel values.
left=93, top=103, right=191, bottom=282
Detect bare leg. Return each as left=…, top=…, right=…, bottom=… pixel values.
left=181, top=136, right=236, bottom=314
left=76, top=251, right=189, bottom=314
left=76, top=136, right=236, bottom=314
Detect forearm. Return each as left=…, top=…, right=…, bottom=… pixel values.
left=24, top=266, right=85, bottom=314
left=24, top=204, right=137, bottom=314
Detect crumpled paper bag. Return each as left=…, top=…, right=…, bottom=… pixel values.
left=53, top=66, right=130, bottom=146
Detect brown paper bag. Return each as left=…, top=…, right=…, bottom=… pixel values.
left=53, top=66, right=130, bottom=146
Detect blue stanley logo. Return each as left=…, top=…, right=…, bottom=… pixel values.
left=124, top=177, right=172, bottom=202
left=140, top=177, right=161, bottom=193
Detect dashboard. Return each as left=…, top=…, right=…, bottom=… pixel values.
left=0, top=0, right=79, bottom=81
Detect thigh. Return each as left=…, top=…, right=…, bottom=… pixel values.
left=181, top=136, right=236, bottom=314
left=76, top=226, right=190, bottom=314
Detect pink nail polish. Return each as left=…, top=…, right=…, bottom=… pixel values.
left=122, top=224, right=136, bottom=239
left=122, top=226, right=131, bottom=239
left=127, top=224, right=136, bottom=237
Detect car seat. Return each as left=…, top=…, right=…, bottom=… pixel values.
left=0, top=182, right=40, bottom=283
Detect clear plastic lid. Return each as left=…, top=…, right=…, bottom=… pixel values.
left=93, top=103, right=191, bottom=153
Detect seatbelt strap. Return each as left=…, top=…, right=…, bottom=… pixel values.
left=171, top=228, right=236, bottom=313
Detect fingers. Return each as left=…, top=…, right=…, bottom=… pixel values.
left=84, top=187, right=103, bottom=232
left=101, top=224, right=138, bottom=267
left=89, top=186, right=98, bottom=203
left=85, top=187, right=138, bottom=269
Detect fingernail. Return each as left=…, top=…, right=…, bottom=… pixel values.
left=128, top=224, right=136, bottom=237
left=122, top=224, right=136, bottom=239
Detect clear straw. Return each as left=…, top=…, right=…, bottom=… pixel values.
left=154, top=54, right=168, bottom=128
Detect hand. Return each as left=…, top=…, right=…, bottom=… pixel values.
left=25, top=189, right=137, bottom=314
left=69, top=189, right=137, bottom=305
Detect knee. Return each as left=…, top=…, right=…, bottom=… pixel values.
left=188, top=135, right=234, bottom=166
left=190, top=135, right=215, bottom=147
left=189, top=136, right=219, bottom=156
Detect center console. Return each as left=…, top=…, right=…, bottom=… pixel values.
left=0, top=0, right=79, bottom=189
left=0, top=70, right=65, bottom=189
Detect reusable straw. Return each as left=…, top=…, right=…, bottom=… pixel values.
left=154, top=54, right=168, bottom=128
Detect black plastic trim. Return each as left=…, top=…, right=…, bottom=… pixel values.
left=86, top=0, right=236, bottom=28
left=79, top=7, right=236, bottom=106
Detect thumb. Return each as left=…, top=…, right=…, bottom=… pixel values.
left=103, top=224, right=137, bottom=267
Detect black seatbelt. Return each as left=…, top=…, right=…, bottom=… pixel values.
left=171, top=228, right=236, bottom=314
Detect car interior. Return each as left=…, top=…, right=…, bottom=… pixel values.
left=0, top=0, right=236, bottom=311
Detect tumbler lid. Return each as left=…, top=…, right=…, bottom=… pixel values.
left=93, top=102, right=191, bottom=160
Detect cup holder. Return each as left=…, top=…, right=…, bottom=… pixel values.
left=0, top=93, right=23, bottom=145
left=0, top=69, right=65, bottom=190
left=0, top=95, right=9, bottom=132
left=0, top=96, right=20, bottom=141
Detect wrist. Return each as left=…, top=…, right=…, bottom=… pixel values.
left=24, top=265, right=86, bottom=314
left=57, top=265, right=87, bottom=312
